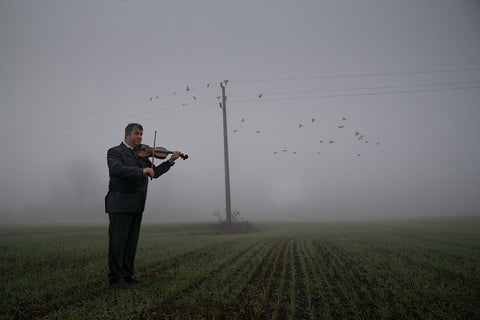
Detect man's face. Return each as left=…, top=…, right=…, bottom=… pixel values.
left=125, top=127, right=143, bottom=148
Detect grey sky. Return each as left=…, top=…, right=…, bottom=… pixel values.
left=1, top=0, right=479, bottom=223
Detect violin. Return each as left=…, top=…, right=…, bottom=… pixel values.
left=135, top=144, right=189, bottom=160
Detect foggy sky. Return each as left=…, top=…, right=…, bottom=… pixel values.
left=1, top=0, right=479, bottom=224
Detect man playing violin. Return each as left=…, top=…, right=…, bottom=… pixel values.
left=105, top=123, right=181, bottom=288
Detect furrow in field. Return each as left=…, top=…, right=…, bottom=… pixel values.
left=263, top=239, right=302, bottom=320
left=289, top=239, right=311, bottom=320
left=309, top=239, right=375, bottom=319
left=36, top=240, right=246, bottom=320
left=328, top=233, right=480, bottom=320
left=352, top=237, right=474, bottom=283
left=223, top=238, right=285, bottom=320
left=137, top=240, right=239, bottom=279
left=211, top=239, right=280, bottom=320
left=239, top=239, right=289, bottom=320
left=366, top=228, right=480, bottom=268
left=331, top=237, right=431, bottom=319
left=232, top=238, right=311, bottom=320
left=380, top=228, right=479, bottom=248
left=139, top=239, right=272, bottom=319
left=326, top=241, right=386, bottom=319
left=270, top=239, right=294, bottom=319
left=302, top=239, right=343, bottom=318
left=300, top=238, right=327, bottom=316
left=362, top=244, right=478, bottom=319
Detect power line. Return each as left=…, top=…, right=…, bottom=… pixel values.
left=0, top=101, right=219, bottom=149
left=0, top=80, right=220, bottom=137
left=4, top=67, right=478, bottom=138
left=230, top=67, right=480, bottom=84
left=3, top=83, right=479, bottom=148
left=227, top=80, right=480, bottom=98
left=4, top=67, right=479, bottom=135
left=2, top=67, right=479, bottom=148
left=228, top=84, right=480, bottom=105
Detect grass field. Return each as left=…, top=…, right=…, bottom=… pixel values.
left=1, top=217, right=479, bottom=319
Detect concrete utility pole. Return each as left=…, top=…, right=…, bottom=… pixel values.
left=220, top=81, right=232, bottom=223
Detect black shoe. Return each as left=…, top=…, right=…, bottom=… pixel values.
left=110, top=279, right=128, bottom=289
left=124, top=276, right=140, bottom=284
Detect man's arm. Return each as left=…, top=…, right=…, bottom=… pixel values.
left=107, top=147, right=143, bottom=178
left=153, top=160, right=174, bottom=178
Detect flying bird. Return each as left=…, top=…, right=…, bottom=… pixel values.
left=312, top=118, right=316, bottom=123
left=233, top=129, right=238, bottom=132
left=256, top=130, right=260, bottom=133
left=258, top=93, right=262, bottom=98
left=241, top=118, right=245, bottom=123
left=299, top=124, right=304, bottom=128
left=338, top=125, right=344, bottom=129
left=342, top=117, right=347, bottom=120
left=329, top=140, right=335, bottom=144
left=192, top=96, right=197, bottom=101
left=186, top=85, right=190, bottom=91
left=355, top=131, right=360, bottom=136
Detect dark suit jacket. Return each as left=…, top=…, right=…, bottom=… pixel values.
left=105, top=142, right=173, bottom=213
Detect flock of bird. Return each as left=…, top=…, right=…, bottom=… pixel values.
left=148, top=82, right=225, bottom=106
left=147, top=82, right=382, bottom=158
left=148, top=81, right=253, bottom=111
left=232, top=115, right=381, bottom=158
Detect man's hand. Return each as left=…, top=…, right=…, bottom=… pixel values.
left=143, top=167, right=154, bottom=177
left=169, top=151, right=182, bottom=163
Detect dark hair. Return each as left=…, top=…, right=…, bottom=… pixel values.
left=125, top=123, right=143, bottom=137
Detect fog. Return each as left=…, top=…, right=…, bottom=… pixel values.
left=1, top=0, right=480, bottom=225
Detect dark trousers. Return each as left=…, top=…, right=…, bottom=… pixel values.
left=108, top=212, right=143, bottom=282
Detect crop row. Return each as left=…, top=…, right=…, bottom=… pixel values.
left=1, top=220, right=479, bottom=319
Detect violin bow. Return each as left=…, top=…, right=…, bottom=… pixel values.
left=150, top=130, right=157, bottom=180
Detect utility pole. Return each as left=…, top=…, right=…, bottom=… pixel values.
left=220, top=81, right=232, bottom=224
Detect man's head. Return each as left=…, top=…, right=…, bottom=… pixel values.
left=124, top=123, right=143, bottom=148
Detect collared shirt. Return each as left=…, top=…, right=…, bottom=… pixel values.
left=123, top=140, right=138, bottom=159
left=123, top=140, right=135, bottom=150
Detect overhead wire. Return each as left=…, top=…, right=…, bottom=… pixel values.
left=2, top=67, right=479, bottom=148
left=227, top=82, right=480, bottom=105
left=1, top=100, right=220, bottom=149
left=0, top=80, right=223, bottom=147
left=0, top=80, right=222, bottom=136
left=229, top=66, right=480, bottom=83
left=227, top=80, right=480, bottom=97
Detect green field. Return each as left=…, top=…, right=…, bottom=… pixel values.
left=1, top=217, right=479, bottom=320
